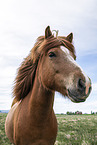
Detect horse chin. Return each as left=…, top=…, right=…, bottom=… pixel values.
left=67, top=89, right=86, bottom=103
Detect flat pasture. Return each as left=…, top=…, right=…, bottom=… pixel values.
left=0, top=113, right=97, bottom=145
left=55, top=114, right=97, bottom=145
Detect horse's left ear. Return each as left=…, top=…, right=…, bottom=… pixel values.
left=66, top=33, right=73, bottom=43
left=45, top=26, right=52, bottom=39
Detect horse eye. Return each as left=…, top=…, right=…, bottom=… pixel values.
left=49, top=52, right=56, bottom=58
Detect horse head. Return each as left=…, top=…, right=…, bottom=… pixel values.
left=36, top=26, right=92, bottom=103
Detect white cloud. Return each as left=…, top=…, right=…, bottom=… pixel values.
left=92, top=83, right=97, bottom=92
left=0, top=0, right=97, bottom=112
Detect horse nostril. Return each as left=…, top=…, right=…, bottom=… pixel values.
left=78, top=79, right=86, bottom=93
left=89, top=86, right=92, bottom=94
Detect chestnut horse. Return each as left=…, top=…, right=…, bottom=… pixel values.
left=5, top=26, right=91, bottom=145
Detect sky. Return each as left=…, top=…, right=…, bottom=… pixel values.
left=0, top=0, right=97, bottom=114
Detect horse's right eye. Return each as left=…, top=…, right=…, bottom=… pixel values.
left=49, top=52, right=56, bottom=58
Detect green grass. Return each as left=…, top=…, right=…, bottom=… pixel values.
left=0, top=113, right=12, bottom=145
left=0, top=113, right=97, bottom=145
left=55, top=114, right=97, bottom=145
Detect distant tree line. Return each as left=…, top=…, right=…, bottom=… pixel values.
left=66, top=111, right=82, bottom=115
left=66, top=111, right=97, bottom=115
left=91, top=111, right=97, bottom=115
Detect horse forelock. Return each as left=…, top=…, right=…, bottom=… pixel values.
left=33, top=35, right=76, bottom=60
left=13, top=35, right=76, bottom=101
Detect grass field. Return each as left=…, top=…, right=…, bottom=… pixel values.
left=0, top=113, right=97, bottom=145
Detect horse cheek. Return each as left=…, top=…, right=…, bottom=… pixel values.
left=40, top=61, right=55, bottom=90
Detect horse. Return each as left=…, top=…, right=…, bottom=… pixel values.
left=5, top=26, right=92, bottom=145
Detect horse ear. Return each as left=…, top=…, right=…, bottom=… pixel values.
left=45, top=26, right=52, bottom=39
left=66, top=33, right=73, bottom=43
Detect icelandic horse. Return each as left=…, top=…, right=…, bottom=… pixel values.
left=5, top=26, right=92, bottom=145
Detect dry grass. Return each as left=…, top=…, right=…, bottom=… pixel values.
left=55, top=114, right=97, bottom=145
left=0, top=113, right=97, bottom=145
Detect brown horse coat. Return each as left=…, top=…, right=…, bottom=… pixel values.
left=5, top=26, right=91, bottom=145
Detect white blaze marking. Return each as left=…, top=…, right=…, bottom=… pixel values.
left=60, top=46, right=91, bottom=94
left=61, top=46, right=70, bottom=55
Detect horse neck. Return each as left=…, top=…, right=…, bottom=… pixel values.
left=29, top=71, right=55, bottom=121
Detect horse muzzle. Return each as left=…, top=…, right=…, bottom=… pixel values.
left=67, top=77, right=92, bottom=103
